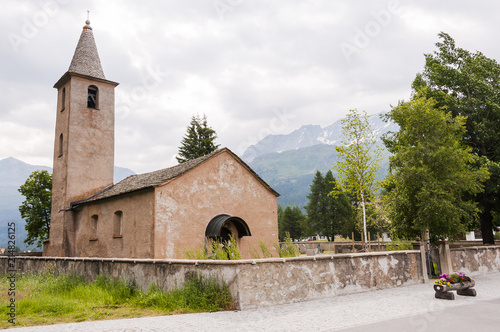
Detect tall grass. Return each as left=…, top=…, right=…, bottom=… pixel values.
left=0, top=272, right=232, bottom=328
left=274, top=232, right=300, bottom=257
left=184, top=234, right=241, bottom=260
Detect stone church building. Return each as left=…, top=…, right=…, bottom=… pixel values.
left=43, top=20, right=280, bottom=259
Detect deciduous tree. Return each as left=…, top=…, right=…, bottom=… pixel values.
left=333, top=109, right=382, bottom=246
left=382, top=94, right=489, bottom=243
left=18, top=170, right=52, bottom=248
left=413, top=32, right=500, bottom=244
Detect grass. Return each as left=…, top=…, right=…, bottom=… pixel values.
left=0, top=272, right=232, bottom=328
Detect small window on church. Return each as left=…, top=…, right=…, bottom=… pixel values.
left=113, top=211, right=123, bottom=238
left=90, top=215, right=98, bottom=241
left=61, top=87, right=66, bottom=111
left=87, top=85, right=98, bottom=109
left=58, top=133, right=63, bottom=157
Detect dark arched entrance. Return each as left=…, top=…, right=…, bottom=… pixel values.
left=205, top=214, right=252, bottom=240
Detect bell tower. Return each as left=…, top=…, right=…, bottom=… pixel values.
left=44, top=20, right=119, bottom=256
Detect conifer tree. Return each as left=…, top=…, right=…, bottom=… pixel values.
left=305, top=170, right=356, bottom=241
left=177, top=114, right=220, bottom=163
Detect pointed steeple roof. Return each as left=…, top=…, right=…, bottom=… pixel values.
left=68, top=20, right=106, bottom=80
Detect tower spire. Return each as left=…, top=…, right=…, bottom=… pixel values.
left=68, top=17, right=105, bottom=79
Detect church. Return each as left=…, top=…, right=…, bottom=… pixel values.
left=43, top=20, right=280, bottom=259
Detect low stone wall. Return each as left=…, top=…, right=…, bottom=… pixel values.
left=0, top=251, right=423, bottom=310
left=450, top=245, right=500, bottom=275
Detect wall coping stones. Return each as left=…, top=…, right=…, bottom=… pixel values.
left=1, top=250, right=421, bottom=266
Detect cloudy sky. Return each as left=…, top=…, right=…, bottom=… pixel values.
left=1, top=0, right=499, bottom=174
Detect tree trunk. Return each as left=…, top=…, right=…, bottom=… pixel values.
left=361, top=191, right=368, bottom=250
left=481, top=196, right=495, bottom=244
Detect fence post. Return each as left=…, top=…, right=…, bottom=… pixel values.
left=418, top=237, right=429, bottom=282
left=368, top=232, right=371, bottom=252
left=438, top=239, right=452, bottom=275
left=352, top=232, right=355, bottom=253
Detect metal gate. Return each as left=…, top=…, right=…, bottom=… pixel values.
left=425, top=243, right=441, bottom=278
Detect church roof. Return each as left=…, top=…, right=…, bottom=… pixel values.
left=72, top=148, right=279, bottom=207
left=68, top=20, right=106, bottom=80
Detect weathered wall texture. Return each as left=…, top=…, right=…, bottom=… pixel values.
left=154, top=150, right=279, bottom=259
left=47, top=74, right=117, bottom=257
left=450, top=245, right=500, bottom=275
left=1, top=251, right=422, bottom=310
left=72, top=189, right=155, bottom=258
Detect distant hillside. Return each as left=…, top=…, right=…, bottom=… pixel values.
left=0, top=158, right=135, bottom=251
left=243, top=112, right=396, bottom=163
left=245, top=113, right=396, bottom=209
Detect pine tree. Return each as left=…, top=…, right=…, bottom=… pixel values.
left=305, top=170, right=356, bottom=241
left=176, top=114, right=220, bottom=163
left=280, top=206, right=305, bottom=241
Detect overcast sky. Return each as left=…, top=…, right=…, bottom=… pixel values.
left=2, top=0, right=500, bottom=174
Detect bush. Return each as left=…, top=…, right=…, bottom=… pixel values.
left=386, top=237, right=414, bottom=251
left=274, top=232, right=300, bottom=257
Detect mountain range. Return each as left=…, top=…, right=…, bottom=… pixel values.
left=243, top=112, right=398, bottom=208
left=0, top=157, right=134, bottom=251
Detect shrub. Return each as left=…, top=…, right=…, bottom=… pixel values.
left=274, top=232, right=300, bottom=257
left=386, top=237, right=413, bottom=251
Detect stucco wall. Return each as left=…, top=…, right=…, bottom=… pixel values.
left=450, top=245, right=500, bottom=275
left=70, top=189, right=155, bottom=258
left=47, top=74, right=117, bottom=257
left=1, top=251, right=423, bottom=310
left=153, top=150, right=279, bottom=259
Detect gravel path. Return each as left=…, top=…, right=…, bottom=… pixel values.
left=10, top=272, right=500, bottom=332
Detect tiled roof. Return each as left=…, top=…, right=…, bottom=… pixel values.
left=68, top=21, right=106, bottom=80
left=72, top=148, right=279, bottom=206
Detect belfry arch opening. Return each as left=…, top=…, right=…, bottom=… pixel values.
left=87, top=85, right=98, bottom=108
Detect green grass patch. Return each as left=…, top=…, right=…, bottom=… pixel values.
left=0, top=272, right=232, bottom=328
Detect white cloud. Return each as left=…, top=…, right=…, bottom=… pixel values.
left=2, top=0, right=500, bottom=173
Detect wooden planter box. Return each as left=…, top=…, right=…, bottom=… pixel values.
left=434, top=281, right=476, bottom=300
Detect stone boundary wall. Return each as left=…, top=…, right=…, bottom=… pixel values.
left=1, top=251, right=422, bottom=310
left=450, top=245, right=500, bottom=275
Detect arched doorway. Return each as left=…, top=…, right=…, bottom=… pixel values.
left=205, top=214, right=252, bottom=243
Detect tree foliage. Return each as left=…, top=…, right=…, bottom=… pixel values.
left=382, top=94, right=489, bottom=243
left=18, top=170, right=52, bottom=248
left=305, top=170, right=356, bottom=241
left=413, top=32, right=500, bottom=243
left=176, top=114, right=220, bottom=163
left=333, top=109, right=383, bottom=244
left=278, top=205, right=304, bottom=241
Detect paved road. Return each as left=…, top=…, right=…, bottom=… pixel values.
left=11, top=272, right=500, bottom=332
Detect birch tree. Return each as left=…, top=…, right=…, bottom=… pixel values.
left=333, top=109, right=382, bottom=247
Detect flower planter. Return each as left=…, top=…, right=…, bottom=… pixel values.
left=434, top=281, right=476, bottom=300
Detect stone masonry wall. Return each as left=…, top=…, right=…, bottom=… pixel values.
left=1, top=251, right=422, bottom=310
left=450, top=245, right=500, bottom=275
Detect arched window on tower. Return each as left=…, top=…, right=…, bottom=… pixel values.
left=58, top=133, right=63, bottom=157
left=61, top=87, right=66, bottom=111
left=87, top=85, right=98, bottom=109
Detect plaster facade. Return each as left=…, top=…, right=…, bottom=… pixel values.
left=44, top=21, right=279, bottom=259
left=154, top=150, right=278, bottom=259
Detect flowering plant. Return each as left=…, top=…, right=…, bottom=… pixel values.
left=434, top=271, right=473, bottom=286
